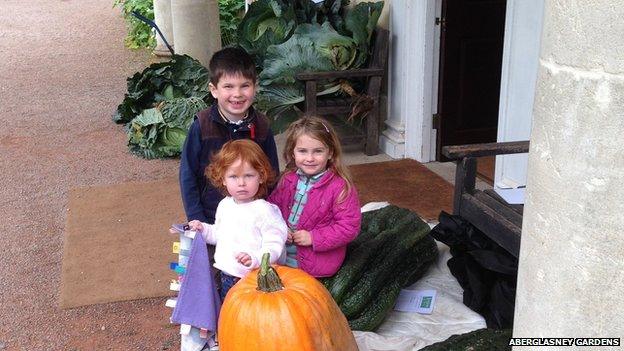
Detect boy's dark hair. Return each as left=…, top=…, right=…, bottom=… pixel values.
left=209, top=47, right=257, bottom=85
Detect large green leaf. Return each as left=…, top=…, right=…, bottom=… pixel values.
left=113, top=54, right=211, bottom=124
left=161, top=96, right=208, bottom=129
left=237, top=0, right=297, bottom=66
left=259, top=33, right=333, bottom=86
left=127, top=108, right=163, bottom=157
left=256, top=83, right=341, bottom=133
left=270, top=107, right=302, bottom=134
left=315, top=0, right=349, bottom=35
left=256, top=84, right=305, bottom=116
left=294, top=22, right=357, bottom=70
left=131, top=107, right=163, bottom=127
left=345, top=1, right=384, bottom=68
left=127, top=97, right=208, bottom=159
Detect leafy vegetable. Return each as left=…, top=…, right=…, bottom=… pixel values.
left=113, top=54, right=211, bottom=124
left=256, top=23, right=354, bottom=125
left=295, top=22, right=357, bottom=70
left=219, top=0, right=246, bottom=46
left=259, top=28, right=334, bottom=86
left=237, top=0, right=298, bottom=66
left=253, top=9, right=375, bottom=131
left=314, top=0, right=349, bottom=35
left=113, top=0, right=156, bottom=49
left=127, top=97, right=208, bottom=159
left=344, top=1, right=384, bottom=68
left=237, top=0, right=384, bottom=132
left=237, top=0, right=351, bottom=68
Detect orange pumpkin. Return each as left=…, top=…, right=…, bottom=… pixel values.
left=218, top=253, right=358, bottom=351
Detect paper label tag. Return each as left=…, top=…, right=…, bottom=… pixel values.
left=172, top=242, right=180, bottom=254
left=178, top=255, right=189, bottom=268
left=180, top=324, right=192, bottom=335
left=165, top=298, right=177, bottom=308
left=170, top=223, right=186, bottom=234
left=199, top=328, right=209, bottom=339
left=394, top=289, right=437, bottom=314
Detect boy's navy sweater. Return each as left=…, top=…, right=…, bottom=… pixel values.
left=179, top=104, right=279, bottom=223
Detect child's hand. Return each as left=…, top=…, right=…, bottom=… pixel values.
left=187, top=220, right=204, bottom=232
left=292, top=230, right=312, bottom=246
left=236, top=252, right=252, bottom=267
left=286, top=230, right=294, bottom=244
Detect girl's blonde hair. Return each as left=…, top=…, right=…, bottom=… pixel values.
left=206, top=139, right=275, bottom=199
left=282, top=116, right=354, bottom=201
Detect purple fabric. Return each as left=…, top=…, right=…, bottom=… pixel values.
left=171, top=233, right=221, bottom=331
left=268, top=170, right=361, bottom=277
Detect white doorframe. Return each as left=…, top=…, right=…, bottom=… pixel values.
left=392, top=0, right=542, bottom=169
left=495, top=0, right=544, bottom=188
left=386, top=0, right=437, bottom=162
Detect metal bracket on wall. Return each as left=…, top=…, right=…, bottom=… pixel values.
left=435, top=16, right=447, bottom=30
left=432, top=113, right=441, bottom=130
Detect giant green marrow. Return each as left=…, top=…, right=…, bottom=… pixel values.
left=347, top=235, right=439, bottom=331
left=339, top=232, right=438, bottom=319
left=347, top=280, right=403, bottom=331
left=419, top=328, right=512, bottom=351
left=327, top=224, right=405, bottom=304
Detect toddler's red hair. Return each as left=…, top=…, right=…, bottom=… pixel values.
left=206, top=139, right=275, bottom=199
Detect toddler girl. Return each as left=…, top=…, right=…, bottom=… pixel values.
left=268, top=116, right=361, bottom=277
left=188, top=139, right=287, bottom=300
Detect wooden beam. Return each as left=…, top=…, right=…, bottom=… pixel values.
left=296, top=68, right=385, bottom=80
left=452, top=157, right=477, bottom=215
left=460, top=194, right=521, bottom=257
left=442, top=141, right=530, bottom=159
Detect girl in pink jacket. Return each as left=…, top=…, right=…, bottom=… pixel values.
left=268, top=116, right=361, bottom=277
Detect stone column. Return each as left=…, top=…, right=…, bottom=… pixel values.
left=153, top=0, right=174, bottom=56
left=514, top=0, right=624, bottom=348
left=170, top=0, right=221, bottom=67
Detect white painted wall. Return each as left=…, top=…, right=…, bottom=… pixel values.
left=495, top=0, right=544, bottom=188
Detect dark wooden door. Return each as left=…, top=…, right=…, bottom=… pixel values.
left=436, top=0, right=507, bottom=160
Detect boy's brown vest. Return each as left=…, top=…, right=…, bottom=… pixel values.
left=195, top=108, right=270, bottom=142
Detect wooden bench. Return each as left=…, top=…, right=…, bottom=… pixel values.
left=442, top=141, right=530, bottom=257
left=295, top=28, right=389, bottom=155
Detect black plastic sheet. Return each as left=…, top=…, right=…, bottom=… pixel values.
left=431, top=211, right=517, bottom=329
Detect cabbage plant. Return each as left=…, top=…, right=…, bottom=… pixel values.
left=251, top=1, right=384, bottom=132
left=127, top=97, right=208, bottom=159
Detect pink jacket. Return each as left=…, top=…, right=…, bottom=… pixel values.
left=268, top=170, right=361, bottom=277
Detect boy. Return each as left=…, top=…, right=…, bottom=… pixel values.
left=179, top=47, right=279, bottom=224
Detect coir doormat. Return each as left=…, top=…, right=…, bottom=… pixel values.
left=59, top=178, right=184, bottom=309
left=350, top=159, right=453, bottom=221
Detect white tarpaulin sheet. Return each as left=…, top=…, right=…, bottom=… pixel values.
left=353, top=203, right=486, bottom=350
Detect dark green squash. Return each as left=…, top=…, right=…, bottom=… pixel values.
left=347, top=235, right=439, bottom=330
left=419, top=328, right=512, bottom=351
left=339, top=225, right=433, bottom=318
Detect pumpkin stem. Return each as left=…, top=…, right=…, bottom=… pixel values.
left=257, top=253, right=284, bottom=292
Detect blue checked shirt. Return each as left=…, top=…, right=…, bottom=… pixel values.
left=284, top=169, right=327, bottom=267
